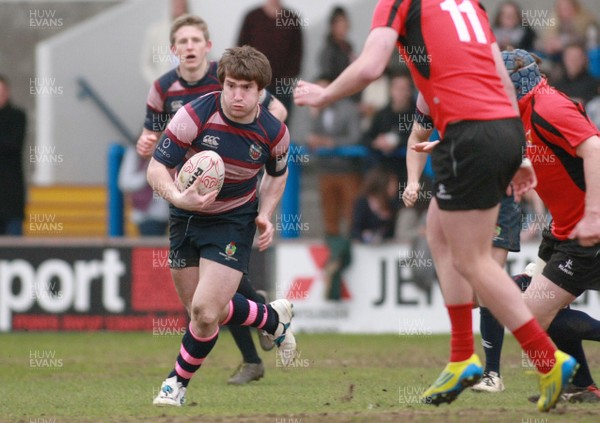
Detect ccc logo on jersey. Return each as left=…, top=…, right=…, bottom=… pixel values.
left=202, top=135, right=220, bottom=148
left=170, top=100, right=184, bottom=111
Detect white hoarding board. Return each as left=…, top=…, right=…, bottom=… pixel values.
left=275, top=242, right=600, bottom=334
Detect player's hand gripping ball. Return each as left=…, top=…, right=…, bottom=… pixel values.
left=176, top=150, right=225, bottom=195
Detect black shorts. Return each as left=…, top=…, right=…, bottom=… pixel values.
left=168, top=200, right=258, bottom=273
left=431, top=118, right=524, bottom=210
left=492, top=194, right=521, bottom=252
left=538, top=228, right=600, bottom=297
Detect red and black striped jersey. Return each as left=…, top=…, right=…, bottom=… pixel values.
left=371, top=0, right=516, bottom=137
left=519, top=79, right=599, bottom=240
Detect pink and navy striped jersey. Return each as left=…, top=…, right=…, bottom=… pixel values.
left=144, top=61, right=221, bottom=132
left=153, top=91, right=290, bottom=216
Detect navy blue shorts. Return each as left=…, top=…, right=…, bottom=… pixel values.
left=168, top=200, right=258, bottom=273
left=492, top=194, right=521, bottom=252
left=431, top=118, right=524, bottom=210
left=538, top=228, right=600, bottom=297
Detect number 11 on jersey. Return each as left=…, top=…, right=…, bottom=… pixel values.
left=441, top=0, right=488, bottom=44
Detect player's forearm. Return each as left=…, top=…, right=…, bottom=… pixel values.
left=406, top=123, right=432, bottom=184
left=258, top=170, right=288, bottom=220
left=147, top=157, right=179, bottom=205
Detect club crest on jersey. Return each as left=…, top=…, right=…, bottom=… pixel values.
left=249, top=144, right=262, bottom=161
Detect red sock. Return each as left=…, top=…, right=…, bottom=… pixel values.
left=447, top=303, right=474, bottom=362
left=513, top=318, right=556, bottom=374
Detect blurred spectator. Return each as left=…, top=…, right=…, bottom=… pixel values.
left=554, top=43, right=600, bottom=105
left=118, top=146, right=169, bottom=236
left=493, top=1, right=537, bottom=51
left=140, top=0, right=189, bottom=85
left=351, top=166, right=400, bottom=244
left=237, top=0, right=303, bottom=120
left=539, top=0, right=598, bottom=61
left=0, top=75, right=26, bottom=236
left=361, top=70, right=415, bottom=183
left=358, top=73, right=390, bottom=130
left=358, top=58, right=409, bottom=129
left=308, top=79, right=361, bottom=300
left=308, top=80, right=362, bottom=236
left=318, top=6, right=355, bottom=86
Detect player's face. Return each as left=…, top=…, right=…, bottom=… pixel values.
left=221, top=77, right=261, bottom=123
left=171, top=25, right=211, bottom=72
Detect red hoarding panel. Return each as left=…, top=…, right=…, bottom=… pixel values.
left=131, top=248, right=184, bottom=313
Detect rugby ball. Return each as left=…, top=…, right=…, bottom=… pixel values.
left=176, top=150, right=225, bottom=195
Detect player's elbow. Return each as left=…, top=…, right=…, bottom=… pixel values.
left=358, top=61, right=385, bottom=84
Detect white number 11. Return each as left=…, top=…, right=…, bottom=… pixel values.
left=440, top=0, right=487, bottom=44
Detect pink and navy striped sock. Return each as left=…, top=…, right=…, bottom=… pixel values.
left=168, top=323, right=219, bottom=387
left=221, top=293, right=278, bottom=335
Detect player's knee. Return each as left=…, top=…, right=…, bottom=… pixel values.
left=190, top=305, right=220, bottom=329
left=522, top=297, right=553, bottom=330
left=451, top=257, right=477, bottom=281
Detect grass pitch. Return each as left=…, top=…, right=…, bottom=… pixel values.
left=1, top=331, right=599, bottom=422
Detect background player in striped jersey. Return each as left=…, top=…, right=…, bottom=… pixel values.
left=149, top=45, right=295, bottom=406
left=136, top=15, right=287, bottom=386
left=295, top=0, right=577, bottom=412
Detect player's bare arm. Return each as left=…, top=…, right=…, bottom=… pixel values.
left=147, top=157, right=217, bottom=213
left=569, top=135, right=600, bottom=246
left=403, top=94, right=438, bottom=208
left=136, top=128, right=161, bottom=158
left=255, top=169, right=288, bottom=252
left=294, top=27, right=397, bottom=108
left=403, top=121, right=434, bottom=208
